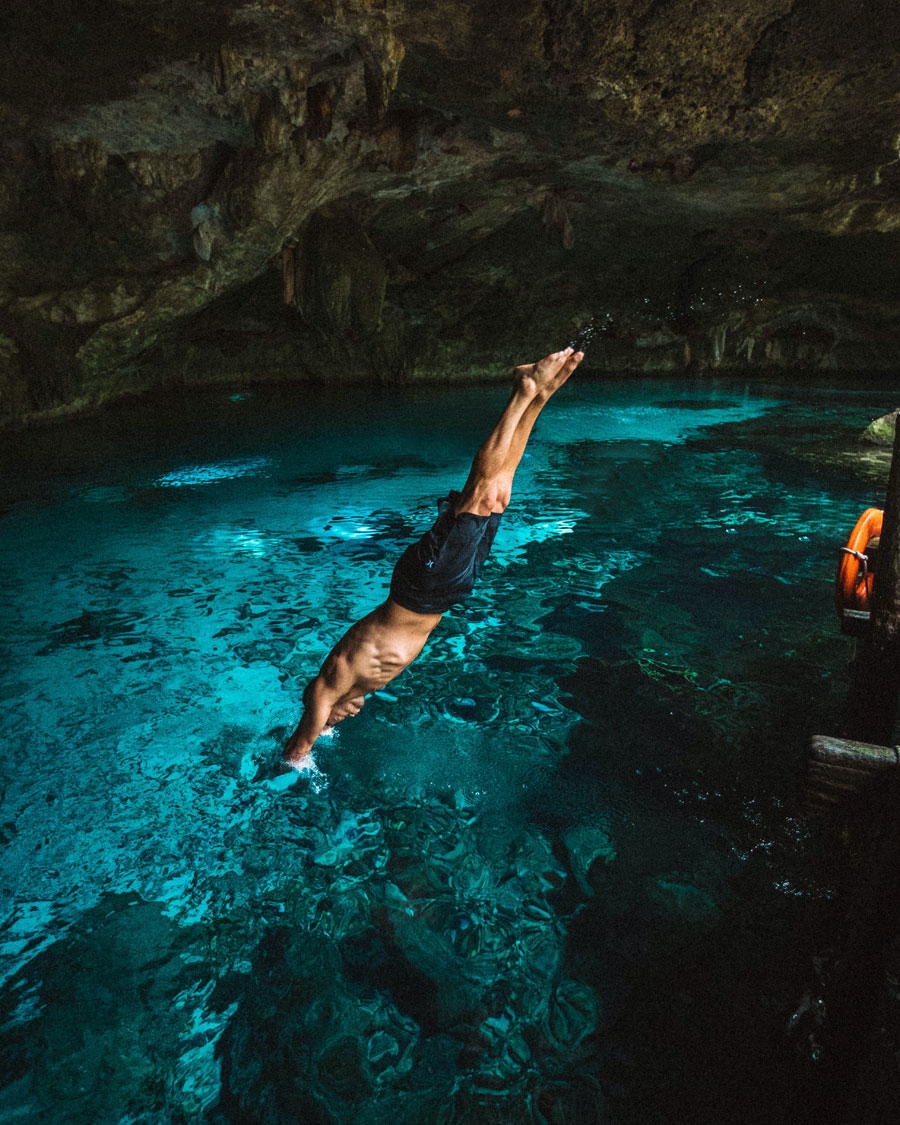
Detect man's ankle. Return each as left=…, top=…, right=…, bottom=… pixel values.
left=512, top=374, right=535, bottom=395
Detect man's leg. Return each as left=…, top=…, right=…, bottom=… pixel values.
left=454, top=347, right=583, bottom=517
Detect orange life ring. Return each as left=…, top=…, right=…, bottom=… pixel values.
left=835, top=507, right=883, bottom=616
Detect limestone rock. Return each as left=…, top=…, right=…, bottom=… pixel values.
left=862, top=409, right=899, bottom=446
left=295, top=208, right=387, bottom=336
left=2, top=0, right=900, bottom=422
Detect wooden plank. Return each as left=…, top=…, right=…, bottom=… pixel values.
left=807, top=757, right=891, bottom=779
left=807, top=767, right=883, bottom=792
left=808, top=734, right=899, bottom=769
left=802, top=793, right=853, bottom=813
left=801, top=736, right=899, bottom=816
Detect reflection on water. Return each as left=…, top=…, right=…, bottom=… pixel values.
left=0, top=376, right=893, bottom=1122
left=155, top=455, right=273, bottom=488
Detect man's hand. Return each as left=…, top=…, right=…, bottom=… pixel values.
left=282, top=667, right=361, bottom=769
left=282, top=675, right=336, bottom=767
left=326, top=695, right=366, bottom=725
left=283, top=729, right=314, bottom=762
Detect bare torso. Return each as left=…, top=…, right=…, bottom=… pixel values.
left=282, top=599, right=444, bottom=764
left=322, top=600, right=443, bottom=700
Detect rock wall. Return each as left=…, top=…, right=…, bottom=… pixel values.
left=2, top=0, right=900, bottom=422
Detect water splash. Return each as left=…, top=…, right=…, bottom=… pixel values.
left=569, top=312, right=613, bottom=353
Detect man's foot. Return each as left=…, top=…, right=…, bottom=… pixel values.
left=514, top=347, right=583, bottom=397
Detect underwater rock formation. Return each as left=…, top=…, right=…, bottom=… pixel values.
left=2, top=0, right=900, bottom=421
left=211, top=790, right=608, bottom=1123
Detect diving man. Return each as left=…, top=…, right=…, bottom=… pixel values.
left=282, top=346, right=584, bottom=770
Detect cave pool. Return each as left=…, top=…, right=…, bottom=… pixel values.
left=0, top=374, right=894, bottom=1123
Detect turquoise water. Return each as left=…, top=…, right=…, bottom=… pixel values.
left=0, top=376, right=894, bottom=1123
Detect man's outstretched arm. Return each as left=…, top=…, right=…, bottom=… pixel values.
left=283, top=675, right=336, bottom=764
left=283, top=652, right=359, bottom=766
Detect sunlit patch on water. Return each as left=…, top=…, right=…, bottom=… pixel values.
left=154, top=455, right=272, bottom=487
left=0, top=376, right=891, bottom=1122
left=538, top=396, right=775, bottom=447
left=207, top=525, right=277, bottom=558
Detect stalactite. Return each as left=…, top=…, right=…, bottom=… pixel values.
left=280, top=246, right=296, bottom=307
left=279, top=243, right=303, bottom=311
left=541, top=190, right=575, bottom=250
left=711, top=323, right=727, bottom=366
left=306, top=82, right=333, bottom=139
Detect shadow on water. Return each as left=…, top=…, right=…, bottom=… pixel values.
left=535, top=650, right=840, bottom=1125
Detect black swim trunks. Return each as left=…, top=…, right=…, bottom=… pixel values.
left=389, top=490, right=503, bottom=615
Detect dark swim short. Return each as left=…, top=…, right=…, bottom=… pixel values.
left=389, top=490, right=503, bottom=614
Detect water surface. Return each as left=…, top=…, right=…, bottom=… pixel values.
left=0, top=375, right=894, bottom=1123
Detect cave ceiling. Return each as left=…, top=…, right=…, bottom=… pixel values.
left=1, top=0, right=900, bottom=420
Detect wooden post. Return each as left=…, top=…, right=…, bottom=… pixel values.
left=843, top=418, right=900, bottom=745
left=801, top=418, right=900, bottom=1116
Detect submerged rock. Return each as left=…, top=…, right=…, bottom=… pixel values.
left=205, top=784, right=607, bottom=1121
left=311, top=808, right=383, bottom=867
left=650, top=878, right=722, bottom=925
left=563, top=821, right=617, bottom=896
